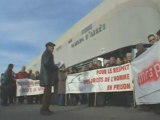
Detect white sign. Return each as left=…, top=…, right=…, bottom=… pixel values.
left=132, top=41, right=160, bottom=105
left=66, top=63, right=133, bottom=93
left=16, top=79, right=44, bottom=96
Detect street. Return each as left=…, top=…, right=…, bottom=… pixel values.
left=0, top=104, right=159, bottom=120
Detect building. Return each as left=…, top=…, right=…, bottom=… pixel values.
left=27, top=0, right=160, bottom=72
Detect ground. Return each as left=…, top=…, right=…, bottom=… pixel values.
left=0, top=104, right=159, bottom=120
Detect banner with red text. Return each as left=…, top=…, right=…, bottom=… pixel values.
left=132, top=41, right=160, bottom=105
left=66, top=63, right=133, bottom=93
left=16, top=79, right=44, bottom=96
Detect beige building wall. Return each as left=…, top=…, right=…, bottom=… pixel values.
left=27, top=0, right=160, bottom=71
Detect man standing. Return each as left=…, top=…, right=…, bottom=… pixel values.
left=40, top=42, right=58, bottom=115
left=1, top=64, right=15, bottom=106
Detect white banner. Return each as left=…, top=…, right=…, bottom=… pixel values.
left=66, top=63, right=133, bottom=93
left=132, top=41, right=160, bottom=105
left=16, top=79, right=44, bottom=96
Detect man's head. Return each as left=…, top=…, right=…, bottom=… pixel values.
left=109, top=57, right=116, bottom=65
left=20, top=66, right=26, bottom=72
left=28, top=69, right=32, bottom=74
left=45, top=42, right=56, bottom=52
left=8, top=64, right=14, bottom=70
left=126, top=53, right=132, bottom=62
left=147, top=34, right=157, bottom=44
left=136, top=43, right=144, bottom=52
left=35, top=71, right=39, bottom=75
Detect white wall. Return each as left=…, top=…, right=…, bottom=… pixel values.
left=54, top=0, right=160, bottom=67
left=27, top=0, right=160, bottom=71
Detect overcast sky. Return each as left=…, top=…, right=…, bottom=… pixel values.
left=0, top=0, right=102, bottom=74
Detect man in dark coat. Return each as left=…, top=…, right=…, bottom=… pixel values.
left=1, top=64, right=15, bottom=106
left=40, top=42, right=58, bottom=115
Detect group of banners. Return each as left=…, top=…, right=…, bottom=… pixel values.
left=16, top=63, right=133, bottom=96
left=16, top=41, right=160, bottom=105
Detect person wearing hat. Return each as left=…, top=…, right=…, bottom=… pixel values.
left=40, top=42, right=58, bottom=115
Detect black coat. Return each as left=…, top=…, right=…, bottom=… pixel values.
left=2, top=70, right=14, bottom=85
left=40, top=49, right=58, bottom=87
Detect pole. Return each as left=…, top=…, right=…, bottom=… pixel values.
left=94, top=92, right=97, bottom=107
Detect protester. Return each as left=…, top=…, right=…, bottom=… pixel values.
left=0, top=73, right=5, bottom=105
left=147, top=34, right=157, bottom=45
left=57, top=61, right=67, bottom=106
left=125, top=53, right=132, bottom=63
left=16, top=66, right=29, bottom=79
left=68, top=67, right=79, bottom=105
left=78, top=66, right=88, bottom=105
left=26, top=69, right=34, bottom=104
left=95, top=60, right=103, bottom=68
left=39, top=42, right=58, bottom=115
left=28, top=69, right=33, bottom=78
left=135, top=43, right=146, bottom=58
left=34, top=71, right=40, bottom=80
left=116, top=57, right=124, bottom=66
left=108, top=57, right=116, bottom=67
left=16, top=66, right=29, bottom=103
left=1, top=64, right=15, bottom=106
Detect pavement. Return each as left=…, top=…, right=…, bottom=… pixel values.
left=0, top=103, right=160, bottom=120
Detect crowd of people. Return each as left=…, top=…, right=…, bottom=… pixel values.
left=67, top=30, right=159, bottom=74
left=0, top=29, right=159, bottom=115
left=59, top=29, right=160, bottom=107
left=0, top=65, right=41, bottom=106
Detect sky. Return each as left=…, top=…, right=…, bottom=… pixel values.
left=0, top=0, right=103, bottom=74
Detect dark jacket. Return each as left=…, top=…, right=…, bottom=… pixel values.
left=2, top=70, right=15, bottom=85
left=40, top=49, right=58, bottom=86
